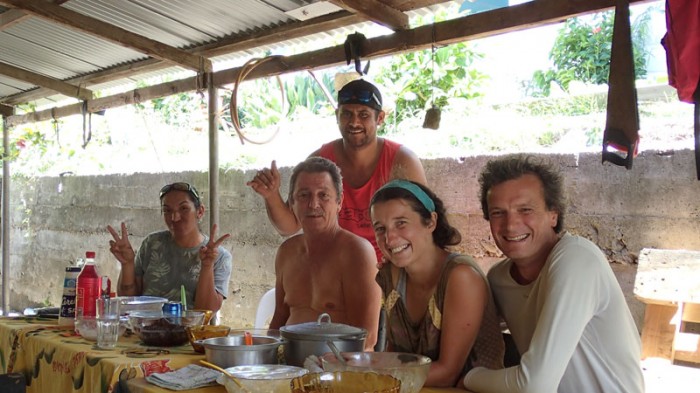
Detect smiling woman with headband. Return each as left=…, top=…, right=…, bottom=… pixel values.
left=370, top=179, right=504, bottom=387
left=107, top=182, right=233, bottom=314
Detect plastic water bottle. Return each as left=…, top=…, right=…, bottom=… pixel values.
left=58, top=266, right=81, bottom=326
left=75, top=251, right=100, bottom=319
left=99, top=276, right=111, bottom=299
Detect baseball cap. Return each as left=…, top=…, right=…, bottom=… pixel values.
left=337, top=79, right=383, bottom=111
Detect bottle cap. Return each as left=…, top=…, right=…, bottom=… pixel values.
left=86, top=251, right=96, bottom=258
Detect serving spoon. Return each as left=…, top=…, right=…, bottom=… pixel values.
left=326, top=340, right=347, bottom=366
left=199, top=360, right=250, bottom=393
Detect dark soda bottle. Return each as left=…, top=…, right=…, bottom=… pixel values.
left=75, top=251, right=100, bottom=318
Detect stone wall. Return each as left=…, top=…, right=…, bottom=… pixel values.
left=4, top=149, right=700, bottom=331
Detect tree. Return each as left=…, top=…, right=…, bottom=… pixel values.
left=529, top=8, right=652, bottom=97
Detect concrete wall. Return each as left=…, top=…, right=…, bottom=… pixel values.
left=4, top=149, right=700, bottom=331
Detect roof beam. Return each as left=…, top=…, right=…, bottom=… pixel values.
left=0, top=104, right=12, bottom=117
left=0, top=61, right=93, bottom=100
left=328, top=0, right=409, bottom=30
left=0, top=1, right=453, bottom=105
left=0, top=8, right=28, bottom=29
left=0, top=0, right=68, bottom=31
left=4, top=0, right=653, bottom=126
left=0, top=0, right=212, bottom=73
left=0, top=11, right=367, bottom=105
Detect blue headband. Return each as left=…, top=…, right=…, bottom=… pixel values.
left=377, top=180, right=435, bottom=212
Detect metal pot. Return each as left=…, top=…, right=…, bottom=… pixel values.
left=280, top=313, right=366, bottom=367
left=197, top=334, right=282, bottom=368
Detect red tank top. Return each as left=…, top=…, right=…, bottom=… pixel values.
left=318, top=139, right=401, bottom=261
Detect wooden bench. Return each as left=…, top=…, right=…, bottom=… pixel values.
left=634, top=248, right=700, bottom=365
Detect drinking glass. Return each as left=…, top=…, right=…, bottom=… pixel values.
left=96, top=297, right=120, bottom=349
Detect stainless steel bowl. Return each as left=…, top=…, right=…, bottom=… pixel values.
left=199, top=334, right=283, bottom=368
left=118, top=296, right=167, bottom=315
left=217, top=365, right=308, bottom=393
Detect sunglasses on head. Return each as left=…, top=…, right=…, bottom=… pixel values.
left=159, top=182, right=201, bottom=203
left=338, top=89, right=382, bottom=108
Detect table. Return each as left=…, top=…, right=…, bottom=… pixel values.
left=1, top=318, right=470, bottom=393
left=634, top=248, right=700, bottom=362
left=126, top=377, right=467, bottom=393
left=0, top=317, right=205, bottom=393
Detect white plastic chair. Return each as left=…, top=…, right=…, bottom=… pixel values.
left=254, top=288, right=276, bottom=329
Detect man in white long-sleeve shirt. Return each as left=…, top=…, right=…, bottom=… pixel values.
left=464, top=155, right=644, bottom=393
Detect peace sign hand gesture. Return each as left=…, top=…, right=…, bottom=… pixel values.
left=107, top=222, right=136, bottom=266
left=199, top=224, right=231, bottom=268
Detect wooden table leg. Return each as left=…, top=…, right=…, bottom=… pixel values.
left=641, top=303, right=678, bottom=360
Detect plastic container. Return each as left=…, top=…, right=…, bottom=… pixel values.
left=75, top=251, right=100, bottom=320
left=58, top=266, right=81, bottom=326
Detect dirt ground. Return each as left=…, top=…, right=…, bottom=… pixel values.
left=642, top=358, right=700, bottom=392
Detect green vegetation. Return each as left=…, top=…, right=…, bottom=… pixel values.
left=528, top=8, right=652, bottom=96
left=3, top=4, right=689, bottom=175
left=374, top=42, right=486, bottom=131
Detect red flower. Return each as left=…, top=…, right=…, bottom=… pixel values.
left=16, top=139, right=26, bottom=149
left=592, top=27, right=601, bottom=34
left=140, top=360, right=172, bottom=377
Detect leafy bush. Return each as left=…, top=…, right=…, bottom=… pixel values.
left=374, top=42, right=486, bottom=131
left=528, top=8, right=652, bottom=96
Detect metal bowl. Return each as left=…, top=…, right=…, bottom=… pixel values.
left=198, top=334, right=283, bottom=368
left=319, top=352, right=431, bottom=393
left=216, top=365, right=307, bottom=393
left=117, top=296, right=168, bottom=315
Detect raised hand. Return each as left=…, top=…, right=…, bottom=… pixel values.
left=107, top=222, right=136, bottom=266
left=246, top=160, right=281, bottom=199
left=199, top=224, right=231, bottom=268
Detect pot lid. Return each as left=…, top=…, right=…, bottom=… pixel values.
left=280, top=313, right=367, bottom=340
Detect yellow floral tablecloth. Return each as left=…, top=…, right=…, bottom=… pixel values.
left=126, top=377, right=468, bottom=393
left=0, top=317, right=206, bottom=393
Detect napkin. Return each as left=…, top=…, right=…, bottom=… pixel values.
left=303, top=355, right=324, bottom=373
left=145, top=364, right=221, bottom=391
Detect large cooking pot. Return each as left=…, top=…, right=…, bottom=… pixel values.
left=280, top=313, right=366, bottom=367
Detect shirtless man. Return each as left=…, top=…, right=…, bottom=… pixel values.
left=268, top=157, right=381, bottom=350
left=247, top=78, right=427, bottom=262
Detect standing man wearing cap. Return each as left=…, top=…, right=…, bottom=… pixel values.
left=248, top=78, right=427, bottom=262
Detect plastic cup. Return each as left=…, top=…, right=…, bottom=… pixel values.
left=96, top=297, right=120, bottom=349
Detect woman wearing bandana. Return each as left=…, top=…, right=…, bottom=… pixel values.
left=370, top=180, right=504, bottom=387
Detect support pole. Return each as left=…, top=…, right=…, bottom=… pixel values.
left=207, top=72, right=219, bottom=229
left=2, top=115, right=10, bottom=315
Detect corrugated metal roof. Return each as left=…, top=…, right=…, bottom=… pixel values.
left=0, top=0, right=458, bottom=110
